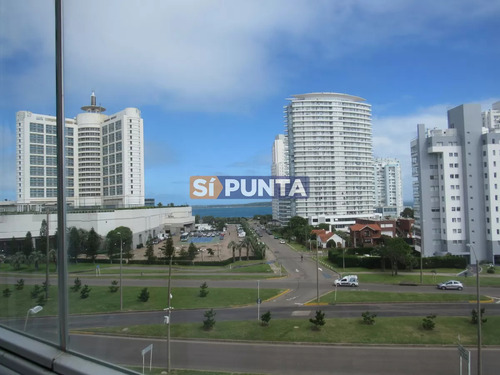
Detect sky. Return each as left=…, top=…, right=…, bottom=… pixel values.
left=1, top=0, right=500, bottom=206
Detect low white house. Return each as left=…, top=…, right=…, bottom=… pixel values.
left=311, top=229, right=345, bottom=249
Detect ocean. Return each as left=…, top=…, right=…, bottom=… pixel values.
left=192, top=205, right=272, bottom=218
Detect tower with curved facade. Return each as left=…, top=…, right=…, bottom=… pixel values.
left=284, top=92, right=375, bottom=229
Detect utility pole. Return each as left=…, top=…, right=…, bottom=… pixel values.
left=166, top=255, right=173, bottom=373
left=45, top=206, right=50, bottom=300
left=117, top=231, right=123, bottom=311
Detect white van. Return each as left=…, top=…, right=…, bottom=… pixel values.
left=334, top=275, right=358, bottom=287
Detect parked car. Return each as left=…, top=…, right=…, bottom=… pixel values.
left=334, top=275, right=359, bottom=287
left=437, top=280, right=463, bottom=290
left=279, top=239, right=286, bottom=244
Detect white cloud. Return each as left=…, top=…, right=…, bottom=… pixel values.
left=3, top=0, right=499, bottom=113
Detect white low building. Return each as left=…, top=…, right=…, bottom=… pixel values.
left=0, top=206, right=194, bottom=249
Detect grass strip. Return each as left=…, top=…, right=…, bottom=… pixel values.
left=0, top=285, right=283, bottom=318
left=84, top=315, right=500, bottom=346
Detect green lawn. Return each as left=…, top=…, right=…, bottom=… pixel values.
left=321, top=290, right=491, bottom=304
left=0, top=284, right=284, bottom=318
left=84, top=315, right=500, bottom=346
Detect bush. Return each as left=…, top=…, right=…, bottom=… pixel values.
left=71, top=277, right=82, bottom=292
left=203, top=308, right=216, bottom=330
left=15, top=279, right=24, bottom=290
left=261, top=311, right=271, bottom=326
left=361, top=311, right=377, bottom=325
left=3, top=288, right=12, bottom=298
left=199, top=282, right=209, bottom=297
left=422, top=315, right=436, bottom=330
left=138, top=287, right=150, bottom=302
left=309, top=310, right=326, bottom=330
left=471, top=308, right=487, bottom=324
left=30, top=284, right=42, bottom=299
left=80, top=285, right=91, bottom=299
left=487, top=266, right=495, bottom=274
left=109, top=280, right=119, bottom=293
left=36, top=293, right=46, bottom=306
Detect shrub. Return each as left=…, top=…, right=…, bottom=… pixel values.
left=261, top=311, right=272, bottom=326
left=3, top=288, right=12, bottom=298
left=471, top=308, right=487, bottom=324
left=15, top=279, right=24, bottom=290
left=42, top=281, right=49, bottom=292
left=36, top=293, right=46, bottom=306
left=203, top=309, right=216, bottom=330
left=30, top=284, right=42, bottom=299
left=309, top=310, right=326, bottom=330
left=199, top=282, right=209, bottom=297
left=109, top=280, right=119, bottom=293
left=138, top=287, right=150, bottom=302
left=487, top=266, right=495, bottom=274
left=361, top=311, right=377, bottom=325
left=71, top=277, right=82, bottom=292
left=422, top=315, right=436, bottom=330
left=80, top=285, right=91, bottom=299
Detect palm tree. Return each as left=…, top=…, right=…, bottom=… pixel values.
left=227, top=240, right=239, bottom=263
left=240, top=237, right=253, bottom=261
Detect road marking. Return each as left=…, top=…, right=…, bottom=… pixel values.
left=286, top=296, right=297, bottom=301
left=295, top=269, right=299, bottom=273
left=292, top=310, right=310, bottom=316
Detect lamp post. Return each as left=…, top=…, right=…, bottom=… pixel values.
left=316, top=240, right=320, bottom=304
left=466, top=243, right=482, bottom=375
left=24, top=305, right=43, bottom=331
left=45, top=206, right=50, bottom=300
left=117, top=231, right=123, bottom=311
left=166, top=254, right=173, bottom=374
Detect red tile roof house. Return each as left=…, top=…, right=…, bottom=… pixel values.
left=311, top=229, right=345, bottom=248
left=349, top=223, right=383, bottom=248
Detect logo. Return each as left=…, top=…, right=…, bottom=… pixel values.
left=190, top=176, right=309, bottom=199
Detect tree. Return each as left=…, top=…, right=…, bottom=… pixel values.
left=145, top=237, right=156, bottom=264
left=400, top=207, right=414, bottom=218
left=361, top=311, right=377, bottom=325
left=227, top=240, right=238, bottom=263
left=80, top=285, right=91, bottom=299
left=471, top=308, right=487, bottom=324
left=137, top=287, right=150, bottom=302
left=261, top=311, right=272, bottom=326
left=86, top=227, right=101, bottom=262
left=309, top=310, right=326, bottom=330
left=199, top=282, right=209, bottom=297
left=188, top=242, right=198, bottom=260
left=161, top=237, right=175, bottom=259
left=28, top=250, right=44, bottom=271
left=380, top=237, right=413, bottom=276
left=68, top=227, right=82, bottom=262
left=106, top=226, right=133, bottom=262
left=240, top=237, right=253, bottom=260
left=9, top=251, right=26, bottom=270
left=37, top=219, right=48, bottom=253
left=202, top=309, right=216, bottom=330
left=22, top=231, right=34, bottom=257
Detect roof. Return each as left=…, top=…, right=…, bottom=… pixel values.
left=350, top=223, right=382, bottom=232
left=311, top=229, right=335, bottom=243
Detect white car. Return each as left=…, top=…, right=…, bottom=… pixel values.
left=334, top=275, right=358, bottom=287
left=279, top=239, right=286, bottom=244
left=437, top=280, right=463, bottom=290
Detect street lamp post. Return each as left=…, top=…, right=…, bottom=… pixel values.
left=466, top=243, right=482, bottom=375
left=166, top=254, right=173, bottom=374
left=117, top=231, right=123, bottom=311
left=24, top=305, right=43, bottom=331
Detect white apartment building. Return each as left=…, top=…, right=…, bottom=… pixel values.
left=411, top=102, right=500, bottom=263
left=374, top=158, right=403, bottom=218
left=284, top=92, right=376, bottom=230
left=16, top=92, right=145, bottom=209
left=271, top=134, right=291, bottom=223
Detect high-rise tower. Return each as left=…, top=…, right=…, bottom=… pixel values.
left=284, top=92, right=375, bottom=229
left=16, top=92, right=145, bottom=209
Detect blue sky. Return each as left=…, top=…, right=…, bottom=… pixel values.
left=1, top=0, right=499, bottom=206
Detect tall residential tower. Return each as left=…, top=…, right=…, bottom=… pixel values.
left=411, top=102, right=500, bottom=262
left=16, top=92, right=145, bottom=209
left=284, top=92, right=375, bottom=229
left=374, top=158, right=403, bottom=218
